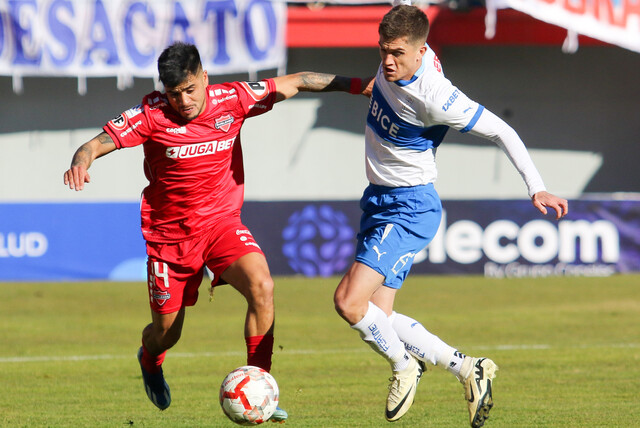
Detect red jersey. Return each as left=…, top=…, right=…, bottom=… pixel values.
left=103, top=79, right=277, bottom=243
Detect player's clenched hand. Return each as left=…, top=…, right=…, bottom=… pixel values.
left=361, top=77, right=375, bottom=97
left=531, top=191, right=568, bottom=219
left=63, top=165, right=91, bottom=191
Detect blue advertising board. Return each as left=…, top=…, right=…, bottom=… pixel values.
left=0, top=199, right=638, bottom=281
left=0, top=203, right=146, bottom=280
left=244, top=199, right=637, bottom=278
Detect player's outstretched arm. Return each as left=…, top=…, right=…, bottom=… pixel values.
left=272, top=72, right=372, bottom=102
left=532, top=191, right=569, bottom=219
left=462, top=107, right=568, bottom=220
left=63, top=132, right=117, bottom=191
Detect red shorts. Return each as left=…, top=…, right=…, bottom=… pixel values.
left=145, top=216, right=264, bottom=314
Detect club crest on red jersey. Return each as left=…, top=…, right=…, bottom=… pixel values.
left=215, top=114, right=234, bottom=132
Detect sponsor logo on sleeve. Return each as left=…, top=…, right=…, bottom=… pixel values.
left=241, top=81, right=269, bottom=101
left=433, top=55, right=442, bottom=73
left=109, top=104, right=143, bottom=130
left=247, top=104, right=268, bottom=110
left=119, top=120, right=142, bottom=138
left=124, top=104, right=142, bottom=118
left=441, top=89, right=460, bottom=112
left=109, top=113, right=128, bottom=130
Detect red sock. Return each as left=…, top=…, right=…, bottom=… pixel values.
left=245, top=334, right=274, bottom=372
left=141, top=342, right=166, bottom=374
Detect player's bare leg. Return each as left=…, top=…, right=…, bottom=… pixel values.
left=138, top=308, right=185, bottom=410
left=335, top=262, right=384, bottom=324
left=143, top=308, right=186, bottom=355
left=223, top=252, right=287, bottom=422
left=224, top=252, right=275, bottom=339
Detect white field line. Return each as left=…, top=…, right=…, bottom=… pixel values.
left=1, top=343, right=639, bottom=364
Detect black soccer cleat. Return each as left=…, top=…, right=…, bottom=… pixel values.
left=137, top=347, right=171, bottom=410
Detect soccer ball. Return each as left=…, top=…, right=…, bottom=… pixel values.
left=219, top=366, right=279, bottom=425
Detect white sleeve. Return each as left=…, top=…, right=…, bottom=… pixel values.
left=467, top=108, right=546, bottom=197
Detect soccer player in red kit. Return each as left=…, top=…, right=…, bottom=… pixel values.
left=63, top=42, right=367, bottom=420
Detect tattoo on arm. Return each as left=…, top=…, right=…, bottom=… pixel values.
left=71, top=132, right=114, bottom=167
left=96, top=132, right=114, bottom=145
left=298, top=72, right=352, bottom=93
left=71, top=145, right=92, bottom=168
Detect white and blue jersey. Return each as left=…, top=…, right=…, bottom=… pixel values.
left=365, top=46, right=483, bottom=188
left=357, top=45, right=546, bottom=287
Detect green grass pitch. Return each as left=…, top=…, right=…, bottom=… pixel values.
left=1, top=274, right=639, bottom=427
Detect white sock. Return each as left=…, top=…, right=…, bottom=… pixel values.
left=389, top=312, right=466, bottom=375
left=351, top=302, right=411, bottom=372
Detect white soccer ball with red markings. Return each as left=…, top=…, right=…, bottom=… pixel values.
left=219, top=366, right=279, bottom=425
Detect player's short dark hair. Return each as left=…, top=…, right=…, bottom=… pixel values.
left=157, top=42, right=202, bottom=88
left=379, top=5, right=429, bottom=46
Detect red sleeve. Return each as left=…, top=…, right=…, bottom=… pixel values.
left=234, top=78, right=277, bottom=119
left=103, top=102, right=151, bottom=149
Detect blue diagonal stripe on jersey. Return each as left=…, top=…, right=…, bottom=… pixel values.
left=367, top=84, right=449, bottom=151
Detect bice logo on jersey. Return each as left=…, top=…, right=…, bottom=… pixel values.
left=215, top=114, right=234, bottom=132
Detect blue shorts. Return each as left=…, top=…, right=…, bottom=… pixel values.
left=355, top=183, right=442, bottom=289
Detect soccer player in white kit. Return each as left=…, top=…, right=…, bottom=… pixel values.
left=333, top=5, right=568, bottom=426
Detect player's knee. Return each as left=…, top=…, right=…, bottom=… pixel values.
left=144, top=323, right=182, bottom=352
left=334, top=290, right=360, bottom=324
left=246, top=276, right=274, bottom=310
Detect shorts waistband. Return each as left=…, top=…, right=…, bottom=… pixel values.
left=366, top=182, right=434, bottom=195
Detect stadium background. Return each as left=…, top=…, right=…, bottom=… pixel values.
left=1, top=1, right=639, bottom=281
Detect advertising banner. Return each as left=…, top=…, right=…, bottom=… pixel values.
left=0, top=0, right=286, bottom=78
left=244, top=199, right=637, bottom=278
left=490, top=0, right=640, bottom=53
left=1, top=199, right=637, bottom=281
left=0, top=203, right=146, bottom=280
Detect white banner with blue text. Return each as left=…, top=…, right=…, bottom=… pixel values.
left=0, top=0, right=286, bottom=78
